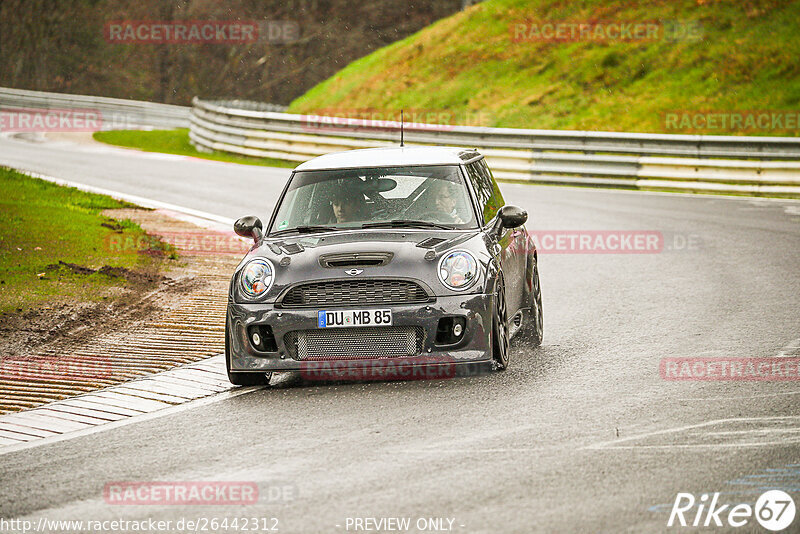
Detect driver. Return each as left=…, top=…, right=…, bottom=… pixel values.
left=331, top=189, right=367, bottom=223
left=429, top=180, right=466, bottom=224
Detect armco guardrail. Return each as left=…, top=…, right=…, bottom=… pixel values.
left=0, top=87, right=190, bottom=130
left=190, top=98, right=800, bottom=197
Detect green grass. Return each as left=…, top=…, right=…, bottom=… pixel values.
left=288, top=0, right=800, bottom=136
left=0, top=167, right=172, bottom=315
left=93, top=129, right=297, bottom=168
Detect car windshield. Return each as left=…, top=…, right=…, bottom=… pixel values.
left=269, top=165, right=477, bottom=234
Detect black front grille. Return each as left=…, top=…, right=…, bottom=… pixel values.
left=285, top=326, right=425, bottom=360
left=280, top=279, right=429, bottom=308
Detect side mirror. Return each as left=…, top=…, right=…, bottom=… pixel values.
left=498, top=205, right=528, bottom=229
left=234, top=215, right=263, bottom=242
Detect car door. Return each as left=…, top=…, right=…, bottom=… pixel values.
left=477, top=159, right=527, bottom=313
left=465, top=160, right=526, bottom=313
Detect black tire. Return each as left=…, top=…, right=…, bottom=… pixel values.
left=518, top=262, right=544, bottom=347
left=225, top=320, right=272, bottom=386
left=491, top=274, right=510, bottom=371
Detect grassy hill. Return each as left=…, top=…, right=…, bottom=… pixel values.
left=288, top=0, right=800, bottom=135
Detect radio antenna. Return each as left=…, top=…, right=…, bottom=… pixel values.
left=400, top=109, right=404, bottom=147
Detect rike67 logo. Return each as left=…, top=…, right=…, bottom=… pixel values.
left=668, top=490, right=795, bottom=531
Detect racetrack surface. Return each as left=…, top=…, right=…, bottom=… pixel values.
left=1, top=133, right=799, bottom=533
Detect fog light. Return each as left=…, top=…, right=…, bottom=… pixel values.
left=435, top=316, right=466, bottom=345
left=247, top=324, right=277, bottom=352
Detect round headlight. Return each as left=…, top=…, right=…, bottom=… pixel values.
left=438, top=250, right=478, bottom=291
left=240, top=259, right=274, bottom=298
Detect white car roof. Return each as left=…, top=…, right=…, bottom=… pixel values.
left=294, top=146, right=481, bottom=171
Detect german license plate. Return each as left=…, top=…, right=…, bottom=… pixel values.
left=317, top=309, right=392, bottom=328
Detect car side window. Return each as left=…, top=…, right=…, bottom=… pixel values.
left=466, top=160, right=505, bottom=225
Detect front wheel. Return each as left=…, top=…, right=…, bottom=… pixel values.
left=491, top=275, right=510, bottom=371
left=225, top=320, right=272, bottom=386
left=518, top=262, right=544, bottom=347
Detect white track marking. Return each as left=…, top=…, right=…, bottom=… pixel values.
left=402, top=447, right=557, bottom=454
left=684, top=390, right=800, bottom=401
left=776, top=338, right=800, bottom=357
left=705, top=428, right=800, bottom=436
left=587, top=440, right=800, bottom=450
left=584, top=416, right=800, bottom=450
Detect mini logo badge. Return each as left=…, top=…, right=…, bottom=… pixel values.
left=344, top=269, right=363, bottom=276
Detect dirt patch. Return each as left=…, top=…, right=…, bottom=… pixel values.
left=48, top=260, right=168, bottom=285
left=0, top=209, right=242, bottom=414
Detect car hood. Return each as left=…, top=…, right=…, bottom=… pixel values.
left=234, top=229, right=491, bottom=301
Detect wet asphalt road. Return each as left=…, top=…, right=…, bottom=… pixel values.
left=0, top=134, right=799, bottom=533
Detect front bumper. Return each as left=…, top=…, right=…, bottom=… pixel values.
left=226, top=293, right=493, bottom=373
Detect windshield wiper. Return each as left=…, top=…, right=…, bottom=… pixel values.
left=271, top=225, right=339, bottom=236
left=361, top=219, right=456, bottom=230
